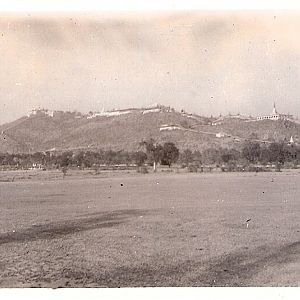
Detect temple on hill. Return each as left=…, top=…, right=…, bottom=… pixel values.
left=27, top=108, right=54, bottom=118
left=256, top=103, right=293, bottom=121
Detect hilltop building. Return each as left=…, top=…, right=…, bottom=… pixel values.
left=87, top=107, right=137, bottom=119
left=27, top=109, right=54, bottom=118
left=256, top=103, right=293, bottom=121
left=87, top=103, right=174, bottom=119
left=142, top=104, right=173, bottom=115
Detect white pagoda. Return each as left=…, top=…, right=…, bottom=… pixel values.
left=257, top=103, right=293, bottom=121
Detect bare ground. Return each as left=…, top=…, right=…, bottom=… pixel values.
left=0, top=171, right=299, bottom=287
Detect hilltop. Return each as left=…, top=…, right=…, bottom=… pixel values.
left=0, top=104, right=299, bottom=153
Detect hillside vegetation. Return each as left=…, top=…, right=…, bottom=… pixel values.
left=0, top=107, right=299, bottom=153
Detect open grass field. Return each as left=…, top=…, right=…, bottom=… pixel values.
left=0, top=170, right=299, bottom=287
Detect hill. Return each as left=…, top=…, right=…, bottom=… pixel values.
left=0, top=106, right=299, bottom=153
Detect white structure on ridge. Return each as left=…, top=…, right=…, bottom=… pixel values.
left=216, top=132, right=227, bottom=138
left=87, top=107, right=136, bottom=119
left=160, top=124, right=181, bottom=131
left=27, top=109, right=54, bottom=118
left=143, top=103, right=173, bottom=115
left=256, top=103, right=293, bottom=121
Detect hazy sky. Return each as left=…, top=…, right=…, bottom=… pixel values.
left=1, top=11, right=300, bottom=124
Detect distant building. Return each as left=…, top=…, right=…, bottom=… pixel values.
left=256, top=103, right=293, bottom=121
left=86, top=103, right=176, bottom=119
left=27, top=109, right=37, bottom=117
left=45, top=110, right=54, bottom=117
left=160, top=124, right=181, bottom=131
left=180, top=111, right=199, bottom=120
left=87, top=107, right=137, bottom=119
left=142, top=108, right=161, bottom=115
left=216, top=132, right=226, bottom=138
left=142, top=103, right=172, bottom=115
left=27, top=108, right=54, bottom=118
left=30, top=163, right=43, bottom=170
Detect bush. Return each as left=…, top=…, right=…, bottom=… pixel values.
left=188, top=165, right=198, bottom=173
left=275, top=163, right=282, bottom=172
left=61, top=167, right=68, bottom=178
left=247, top=166, right=266, bottom=172
left=137, top=166, right=148, bottom=174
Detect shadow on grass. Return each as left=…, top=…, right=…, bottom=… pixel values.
left=59, top=240, right=300, bottom=287
left=0, top=209, right=150, bottom=246
left=199, top=240, right=300, bottom=286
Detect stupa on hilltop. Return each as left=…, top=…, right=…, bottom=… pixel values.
left=256, top=103, right=293, bottom=121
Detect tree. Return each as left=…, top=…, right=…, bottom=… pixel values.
left=120, top=151, right=131, bottom=166
left=133, top=151, right=147, bottom=167
left=83, top=151, right=96, bottom=168
left=268, top=142, right=286, bottom=164
left=221, top=152, right=233, bottom=164
left=140, top=139, right=164, bottom=172
left=104, top=150, right=117, bottom=166
left=73, top=151, right=85, bottom=169
left=161, top=142, right=179, bottom=167
left=220, top=148, right=240, bottom=164
left=92, top=164, right=100, bottom=175
left=242, top=142, right=261, bottom=163
left=58, top=151, right=73, bottom=168
left=202, top=148, right=221, bottom=165
left=259, top=145, right=271, bottom=165
left=192, top=150, right=202, bottom=166
left=295, top=146, right=300, bottom=165
left=61, top=166, right=68, bottom=178
left=31, top=152, right=45, bottom=164
left=180, top=149, right=193, bottom=166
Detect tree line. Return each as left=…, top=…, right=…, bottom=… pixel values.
left=0, top=140, right=300, bottom=171
left=180, top=141, right=300, bottom=166
left=0, top=140, right=179, bottom=171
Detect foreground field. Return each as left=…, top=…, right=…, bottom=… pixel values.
left=0, top=171, right=299, bottom=287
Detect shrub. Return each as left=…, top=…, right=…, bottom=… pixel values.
left=137, top=166, right=148, bottom=174
left=188, top=165, right=198, bottom=173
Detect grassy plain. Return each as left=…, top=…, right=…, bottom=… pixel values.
left=0, top=170, right=299, bottom=287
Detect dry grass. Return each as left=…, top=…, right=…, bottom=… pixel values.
left=0, top=171, right=299, bottom=287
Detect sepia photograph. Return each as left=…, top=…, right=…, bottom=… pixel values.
left=0, top=1, right=299, bottom=295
